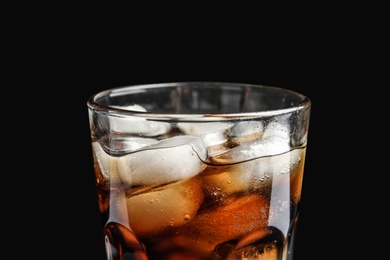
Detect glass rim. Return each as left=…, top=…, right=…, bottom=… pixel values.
left=87, top=81, right=311, bottom=121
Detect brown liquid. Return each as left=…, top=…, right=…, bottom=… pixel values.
left=93, top=141, right=305, bottom=260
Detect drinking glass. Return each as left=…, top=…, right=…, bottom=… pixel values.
left=87, top=82, right=311, bottom=260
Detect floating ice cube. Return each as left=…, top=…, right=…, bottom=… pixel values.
left=201, top=131, right=227, bottom=148
left=203, top=149, right=303, bottom=196
left=120, top=137, right=159, bottom=152
left=93, top=138, right=159, bottom=185
left=178, top=122, right=232, bottom=158
left=117, top=135, right=207, bottom=186
left=210, top=135, right=290, bottom=165
left=177, top=122, right=232, bottom=147
left=203, top=118, right=299, bottom=194
left=228, top=121, right=264, bottom=138
left=177, top=122, right=231, bottom=136
left=263, top=117, right=290, bottom=140
left=210, top=119, right=291, bottom=164
left=126, top=177, right=205, bottom=237
left=110, top=117, right=171, bottom=137
left=110, top=104, right=171, bottom=137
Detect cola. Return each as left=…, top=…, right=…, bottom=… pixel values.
left=92, top=120, right=306, bottom=260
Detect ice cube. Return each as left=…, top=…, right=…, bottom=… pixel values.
left=203, top=116, right=301, bottom=195
left=202, top=131, right=228, bottom=148
left=110, top=117, right=171, bottom=137
left=228, top=120, right=264, bottom=142
left=92, top=138, right=160, bottom=184
left=202, top=149, right=303, bottom=196
left=177, top=122, right=231, bottom=135
left=263, top=117, right=290, bottom=140
left=209, top=135, right=290, bottom=165
left=117, top=135, right=208, bottom=186
left=110, top=104, right=171, bottom=137
left=126, top=176, right=205, bottom=237
left=209, top=118, right=293, bottom=165
left=177, top=122, right=232, bottom=147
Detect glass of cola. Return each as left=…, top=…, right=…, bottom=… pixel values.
left=87, top=82, right=311, bottom=260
